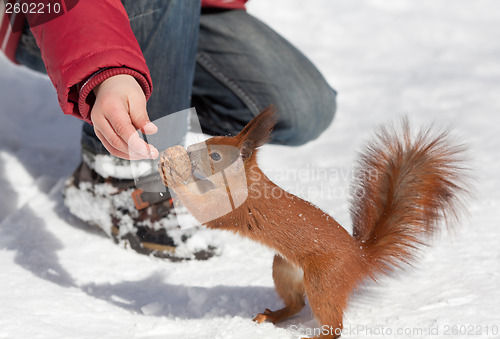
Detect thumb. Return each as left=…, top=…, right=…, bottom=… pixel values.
left=130, top=98, right=158, bottom=135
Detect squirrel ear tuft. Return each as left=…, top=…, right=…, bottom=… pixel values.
left=240, top=140, right=254, bottom=160
left=237, top=105, right=278, bottom=157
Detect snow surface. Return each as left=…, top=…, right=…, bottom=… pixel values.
left=1, top=0, right=499, bottom=338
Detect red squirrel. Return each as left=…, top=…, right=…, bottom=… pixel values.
left=158, top=106, right=469, bottom=339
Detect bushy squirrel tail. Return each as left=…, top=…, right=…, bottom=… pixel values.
left=350, top=119, right=470, bottom=277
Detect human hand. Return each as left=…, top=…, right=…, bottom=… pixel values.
left=90, top=74, right=159, bottom=160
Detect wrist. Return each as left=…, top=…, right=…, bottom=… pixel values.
left=78, top=67, right=152, bottom=123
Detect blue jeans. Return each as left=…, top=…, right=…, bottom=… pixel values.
left=16, top=1, right=336, bottom=155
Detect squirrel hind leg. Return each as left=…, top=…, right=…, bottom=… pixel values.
left=305, top=286, right=344, bottom=339
left=303, top=261, right=357, bottom=339
left=253, top=254, right=305, bottom=324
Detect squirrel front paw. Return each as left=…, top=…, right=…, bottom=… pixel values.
left=159, top=145, right=192, bottom=187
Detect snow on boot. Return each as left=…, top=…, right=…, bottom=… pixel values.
left=63, top=148, right=219, bottom=261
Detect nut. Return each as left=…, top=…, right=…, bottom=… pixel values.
left=159, top=145, right=192, bottom=186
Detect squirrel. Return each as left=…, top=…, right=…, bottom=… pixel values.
left=158, top=106, right=469, bottom=339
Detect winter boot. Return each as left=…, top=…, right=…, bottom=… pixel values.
left=63, top=148, right=218, bottom=261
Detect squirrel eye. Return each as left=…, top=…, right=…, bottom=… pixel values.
left=210, top=152, right=221, bottom=161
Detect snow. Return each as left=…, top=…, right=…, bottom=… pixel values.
left=1, top=0, right=499, bottom=338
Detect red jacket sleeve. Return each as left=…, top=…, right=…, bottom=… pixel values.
left=28, top=0, right=152, bottom=124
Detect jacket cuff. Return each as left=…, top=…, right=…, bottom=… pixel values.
left=78, top=67, right=152, bottom=124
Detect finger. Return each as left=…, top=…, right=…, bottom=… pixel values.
left=104, top=107, right=154, bottom=157
left=126, top=98, right=160, bottom=159
left=94, top=129, right=132, bottom=160
left=142, top=122, right=158, bottom=135
left=129, top=95, right=158, bottom=135
left=95, top=129, right=150, bottom=160
left=95, top=111, right=158, bottom=159
left=97, top=118, right=158, bottom=160
left=106, top=110, right=149, bottom=157
left=127, top=131, right=159, bottom=159
left=93, top=111, right=141, bottom=156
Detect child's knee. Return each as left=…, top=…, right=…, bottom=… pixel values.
left=271, top=89, right=337, bottom=146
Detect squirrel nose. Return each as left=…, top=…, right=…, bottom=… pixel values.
left=187, top=150, right=199, bottom=167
